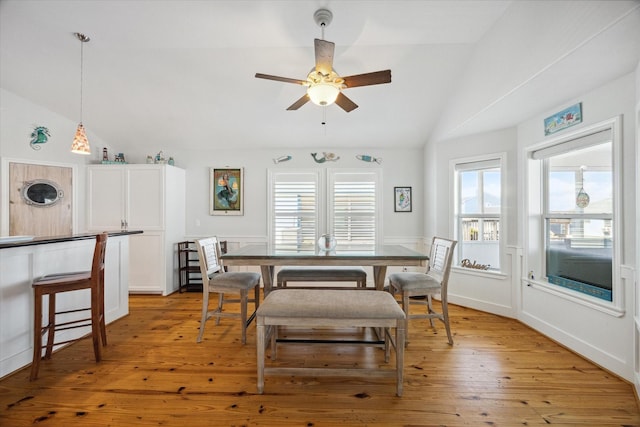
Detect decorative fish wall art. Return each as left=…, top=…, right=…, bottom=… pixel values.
left=356, top=154, right=382, bottom=164
left=273, top=155, right=292, bottom=164
left=311, top=152, right=340, bottom=163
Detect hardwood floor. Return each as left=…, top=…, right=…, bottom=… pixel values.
left=1, top=292, right=639, bottom=426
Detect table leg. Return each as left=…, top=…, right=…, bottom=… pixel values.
left=373, top=266, right=388, bottom=291
left=260, top=265, right=274, bottom=296
left=257, top=320, right=265, bottom=394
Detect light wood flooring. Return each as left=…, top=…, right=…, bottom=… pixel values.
left=1, top=292, right=639, bottom=426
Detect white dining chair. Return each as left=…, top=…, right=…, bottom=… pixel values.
left=195, top=237, right=261, bottom=345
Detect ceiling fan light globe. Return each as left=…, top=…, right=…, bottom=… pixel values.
left=307, top=83, right=340, bottom=106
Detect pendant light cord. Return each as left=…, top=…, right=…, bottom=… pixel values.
left=79, top=38, right=84, bottom=124
left=75, top=32, right=89, bottom=124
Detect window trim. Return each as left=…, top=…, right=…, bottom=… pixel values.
left=450, top=152, right=506, bottom=275
left=525, top=115, right=623, bottom=316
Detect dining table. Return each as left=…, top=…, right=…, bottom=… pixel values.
left=221, top=244, right=429, bottom=294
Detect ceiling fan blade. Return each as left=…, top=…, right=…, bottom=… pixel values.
left=286, top=94, right=310, bottom=111
left=314, top=38, right=334, bottom=75
left=255, top=73, right=307, bottom=85
left=334, top=92, right=358, bottom=112
left=342, top=70, right=392, bottom=88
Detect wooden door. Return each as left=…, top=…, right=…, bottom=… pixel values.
left=9, top=162, right=73, bottom=237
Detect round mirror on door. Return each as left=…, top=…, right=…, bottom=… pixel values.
left=21, top=180, right=63, bottom=207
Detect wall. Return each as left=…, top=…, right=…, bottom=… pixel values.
left=1, top=88, right=426, bottom=248
left=635, top=57, right=640, bottom=407
left=0, top=89, right=111, bottom=234
left=429, top=127, right=519, bottom=318
left=121, top=145, right=426, bottom=246
left=426, top=72, right=637, bottom=381
left=517, top=72, right=637, bottom=381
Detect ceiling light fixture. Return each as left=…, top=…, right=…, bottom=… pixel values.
left=305, top=9, right=343, bottom=107
left=71, top=32, right=91, bottom=155
left=306, top=70, right=343, bottom=106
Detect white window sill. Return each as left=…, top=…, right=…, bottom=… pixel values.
left=452, top=266, right=508, bottom=280
left=524, top=278, right=624, bottom=318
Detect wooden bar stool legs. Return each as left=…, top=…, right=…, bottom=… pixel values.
left=30, top=233, right=108, bottom=381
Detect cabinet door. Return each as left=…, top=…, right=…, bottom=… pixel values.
left=127, top=166, right=165, bottom=230
left=87, top=166, right=126, bottom=230
left=128, top=232, right=164, bottom=293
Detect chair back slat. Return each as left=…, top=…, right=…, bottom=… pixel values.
left=426, top=237, right=457, bottom=287
left=195, top=237, right=222, bottom=281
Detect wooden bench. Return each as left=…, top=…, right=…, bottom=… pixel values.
left=276, top=266, right=367, bottom=289
left=256, top=289, right=406, bottom=396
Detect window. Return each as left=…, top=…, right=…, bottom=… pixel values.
left=534, top=129, right=614, bottom=301
left=453, top=157, right=503, bottom=272
left=329, top=171, right=379, bottom=250
left=270, top=171, right=319, bottom=251
left=269, top=169, right=381, bottom=251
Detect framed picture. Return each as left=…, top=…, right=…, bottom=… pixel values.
left=544, top=102, right=582, bottom=135
left=394, top=186, right=412, bottom=212
left=210, top=167, right=244, bottom=215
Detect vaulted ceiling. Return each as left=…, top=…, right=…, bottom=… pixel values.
left=1, top=1, right=639, bottom=152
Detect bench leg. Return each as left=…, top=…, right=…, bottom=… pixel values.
left=396, top=321, right=405, bottom=397
left=257, top=321, right=265, bottom=394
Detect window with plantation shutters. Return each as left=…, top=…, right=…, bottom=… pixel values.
left=269, top=171, right=320, bottom=251
left=329, top=171, right=380, bottom=250
left=268, top=169, right=381, bottom=251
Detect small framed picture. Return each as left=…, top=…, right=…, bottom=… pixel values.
left=394, top=186, right=412, bottom=212
left=210, top=167, right=244, bottom=215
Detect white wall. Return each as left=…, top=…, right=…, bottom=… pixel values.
left=1, top=88, right=427, bottom=247
left=429, top=127, right=519, bottom=317
left=0, top=89, right=111, bottom=234
left=426, top=71, right=637, bottom=381
left=635, top=58, right=640, bottom=401
left=517, top=72, right=636, bottom=381
left=120, top=145, right=426, bottom=245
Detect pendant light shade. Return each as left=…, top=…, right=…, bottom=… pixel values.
left=71, top=123, right=90, bottom=154
left=71, top=32, right=91, bottom=155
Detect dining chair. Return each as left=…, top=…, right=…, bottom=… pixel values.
left=195, top=237, right=261, bottom=345
left=30, top=233, right=108, bottom=380
left=387, top=237, right=457, bottom=346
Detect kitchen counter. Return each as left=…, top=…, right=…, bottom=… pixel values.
left=0, top=230, right=143, bottom=249
left=0, top=232, right=137, bottom=378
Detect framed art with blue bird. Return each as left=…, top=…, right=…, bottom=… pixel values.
left=210, top=167, right=244, bottom=215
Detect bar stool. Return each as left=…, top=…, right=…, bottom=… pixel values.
left=30, top=233, right=108, bottom=380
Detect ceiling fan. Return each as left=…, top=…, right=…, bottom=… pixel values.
left=255, top=8, right=391, bottom=112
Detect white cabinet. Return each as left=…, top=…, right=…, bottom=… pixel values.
left=87, top=165, right=166, bottom=231
left=87, top=164, right=185, bottom=295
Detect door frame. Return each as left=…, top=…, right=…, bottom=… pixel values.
left=1, top=157, right=79, bottom=235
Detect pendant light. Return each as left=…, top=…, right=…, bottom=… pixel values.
left=71, top=32, right=91, bottom=155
